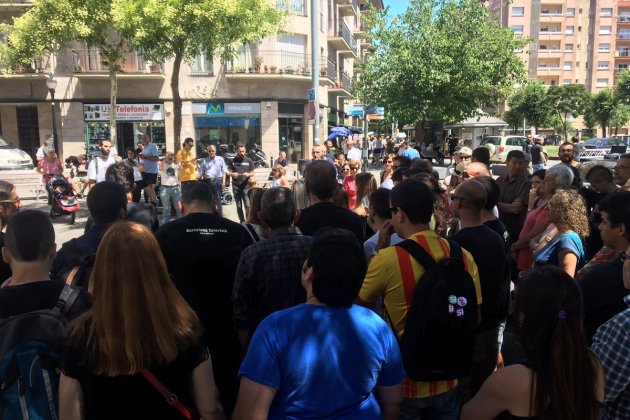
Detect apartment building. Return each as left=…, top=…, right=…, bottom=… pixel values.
left=488, top=0, right=628, bottom=92
left=0, top=0, right=381, bottom=164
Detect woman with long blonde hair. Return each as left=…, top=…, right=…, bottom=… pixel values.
left=59, top=221, right=224, bottom=420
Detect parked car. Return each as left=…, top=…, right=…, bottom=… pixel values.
left=577, top=137, right=627, bottom=161
left=480, top=135, right=529, bottom=163
left=0, top=135, right=35, bottom=170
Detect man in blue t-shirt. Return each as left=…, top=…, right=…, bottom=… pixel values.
left=402, top=142, right=420, bottom=161
left=233, top=229, right=404, bottom=419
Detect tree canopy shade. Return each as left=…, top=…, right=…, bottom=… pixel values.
left=115, top=0, right=284, bottom=148
left=545, top=84, right=588, bottom=141
left=355, top=0, right=528, bottom=126
left=614, top=69, right=630, bottom=105
left=506, top=82, right=554, bottom=131
left=590, top=88, right=617, bottom=138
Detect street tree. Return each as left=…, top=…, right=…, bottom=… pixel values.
left=590, top=88, right=617, bottom=138
left=610, top=103, right=630, bottom=136
left=114, top=0, right=283, bottom=149
left=2, top=0, right=135, bottom=145
left=355, top=0, right=527, bottom=142
left=508, top=82, right=554, bottom=131
left=614, top=68, right=630, bottom=105
left=545, top=84, right=588, bottom=141
left=582, top=96, right=599, bottom=136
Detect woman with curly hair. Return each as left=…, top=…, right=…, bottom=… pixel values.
left=532, top=189, right=589, bottom=277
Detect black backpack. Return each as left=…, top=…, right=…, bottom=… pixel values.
left=394, top=239, right=478, bottom=382
left=54, top=238, right=96, bottom=290
left=0, top=285, right=79, bottom=419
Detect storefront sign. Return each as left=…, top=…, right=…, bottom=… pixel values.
left=192, top=102, right=261, bottom=115
left=84, top=104, right=164, bottom=121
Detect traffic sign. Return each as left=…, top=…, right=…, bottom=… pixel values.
left=308, top=89, right=316, bottom=101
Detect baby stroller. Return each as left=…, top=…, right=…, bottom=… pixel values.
left=221, top=188, right=234, bottom=206
left=47, top=175, right=80, bottom=224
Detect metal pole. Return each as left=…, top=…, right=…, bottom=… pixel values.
left=362, top=102, right=368, bottom=172
left=523, top=117, right=526, bottom=137
left=311, top=0, right=320, bottom=146
left=50, top=89, right=59, bottom=157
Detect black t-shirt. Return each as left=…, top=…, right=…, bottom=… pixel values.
left=450, top=225, right=509, bottom=331
left=155, top=212, right=252, bottom=413
left=0, top=280, right=91, bottom=319
left=229, top=156, right=255, bottom=189
left=0, top=232, right=11, bottom=284
left=578, top=259, right=629, bottom=343
left=484, top=218, right=510, bottom=246
left=297, top=202, right=366, bottom=242
left=62, top=324, right=208, bottom=420
left=531, top=144, right=545, bottom=164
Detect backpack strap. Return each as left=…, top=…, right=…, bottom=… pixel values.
left=244, top=223, right=260, bottom=242
left=446, top=239, right=463, bottom=261
left=65, top=266, right=81, bottom=286
left=53, top=284, right=80, bottom=316
left=395, top=239, right=437, bottom=270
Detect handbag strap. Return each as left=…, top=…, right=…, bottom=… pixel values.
left=139, top=368, right=195, bottom=420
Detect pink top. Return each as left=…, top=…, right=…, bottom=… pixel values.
left=516, top=203, right=550, bottom=271
left=38, top=158, right=62, bottom=182
left=343, top=176, right=357, bottom=209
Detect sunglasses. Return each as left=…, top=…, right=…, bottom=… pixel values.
left=450, top=195, right=466, bottom=201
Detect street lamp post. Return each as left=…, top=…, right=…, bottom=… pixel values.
left=46, top=75, right=59, bottom=155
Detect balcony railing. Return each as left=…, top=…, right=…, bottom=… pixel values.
left=328, top=19, right=357, bottom=52
left=320, top=57, right=338, bottom=82
left=617, top=51, right=630, bottom=57
left=276, top=0, right=306, bottom=16
left=338, top=0, right=359, bottom=16
left=618, top=34, right=630, bottom=41
left=615, top=68, right=629, bottom=74
left=618, top=17, right=630, bottom=23
left=225, top=50, right=313, bottom=75
left=72, top=49, right=162, bottom=74
left=341, top=70, right=352, bottom=90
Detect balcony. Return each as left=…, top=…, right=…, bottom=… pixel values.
left=614, top=68, right=629, bottom=74
left=337, top=0, right=359, bottom=17
left=276, top=0, right=306, bottom=16
left=615, top=50, right=630, bottom=59
left=618, top=17, right=630, bottom=25
left=320, top=57, right=338, bottom=84
left=329, top=69, right=353, bottom=96
left=537, top=66, right=562, bottom=75
left=328, top=19, right=358, bottom=57
left=71, top=49, right=164, bottom=78
left=539, top=30, right=563, bottom=38
left=538, top=48, right=563, bottom=57
left=617, top=34, right=630, bottom=42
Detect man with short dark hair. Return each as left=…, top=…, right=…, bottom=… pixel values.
left=87, top=139, right=116, bottom=185
left=583, top=165, right=620, bottom=260
left=176, top=137, right=197, bottom=185
left=51, top=181, right=127, bottom=286
left=496, top=150, right=531, bottom=244
left=364, top=188, right=403, bottom=260
left=358, top=179, right=482, bottom=419
left=477, top=176, right=509, bottom=244
left=579, top=192, right=630, bottom=342
left=472, top=147, right=490, bottom=167
left=139, top=133, right=160, bottom=204
left=393, top=155, right=412, bottom=171
left=297, top=161, right=365, bottom=241
left=449, top=180, right=508, bottom=401
left=530, top=137, right=546, bottom=172
left=0, top=180, right=20, bottom=283
left=228, top=144, right=255, bottom=223
left=234, top=229, right=404, bottom=419
left=232, top=187, right=314, bottom=349
left=0, top=210, right=90, bottom=317
left=156, top=180, right=252, bottom=416
left=558, top=142, right=583, bottom=188
left=614, top=153, right=630, bottom=190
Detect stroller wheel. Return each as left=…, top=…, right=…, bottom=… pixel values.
left=69, top=212, right=76, bottom=225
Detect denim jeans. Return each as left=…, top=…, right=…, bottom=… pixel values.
left=160, top=185, right=182, bottom=223
left=233, top=185, right=250, bottom=223
left=399, top=387, right=459, bottom=420
left=204, top=179, right=223, bottom=213
left=532, top=163, right=545, bottom=172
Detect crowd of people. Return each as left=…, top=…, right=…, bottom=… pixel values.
left=0, top=134, right=629, bottom=420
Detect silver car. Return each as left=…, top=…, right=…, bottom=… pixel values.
left=0, top=135, right=35, bottom=170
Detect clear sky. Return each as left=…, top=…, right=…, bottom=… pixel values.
left=384, top=0, right=410, bottom=18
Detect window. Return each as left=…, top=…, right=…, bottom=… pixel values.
left=276, top=0, right=306, bottom=16
left=599, top=43, right=610, bottom=53
left=190, top=53, right=213, bottom=75
left=599, top=26, right=612, bottom=35
left=563, top=79, right=572, bottom=84
left=596, top=78, right=609, bottom=87
left=512, top=7, right=524, bottom=16
left=565, top=43, right=573, bottom=51
left=620, top=30, right=630, bottom=41
left=567, top=8, right=575, bottom=17
left=565, top=26, right=574, bottom=35
left=600, top=8, right=612, bottom=17
left=563, top=61, right=572, bottom=70
left=512, top=25, right=524, bottom=34
left=598, top=61, right=609, bottom=69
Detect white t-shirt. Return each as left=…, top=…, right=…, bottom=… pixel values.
left=160, top=162, right=179, bottom=187
left=347, top=147, right=362, bottom=162
left=87, top=155, right=116, bottom=183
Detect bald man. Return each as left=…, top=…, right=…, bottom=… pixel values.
left=450, top=180, right=509, bottom=402
left=308, top=144, right=335, bottom=166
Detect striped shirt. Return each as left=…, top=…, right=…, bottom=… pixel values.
left=359, top=229, right=482, bottom=399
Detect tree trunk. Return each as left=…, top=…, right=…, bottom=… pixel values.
left=171, top=51, right=183, bottom=152
left=562, top=112, right=568, bottom=142
left=601, top=121, right=607, bottom=138
left=109, top=68, right=118, bottom=146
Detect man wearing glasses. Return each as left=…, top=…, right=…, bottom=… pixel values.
left=176, top=137, right=198, bottom=186
left=613, top=153, right=630, bottom=191
left=0, top=180, right=21, bottom=283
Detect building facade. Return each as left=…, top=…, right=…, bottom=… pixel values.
left=0, top=0, right=381, bottom=163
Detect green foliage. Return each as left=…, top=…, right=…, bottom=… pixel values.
left=590, top=89, right=617, bottom=138
left=545, top=84, right=588, bottom=141
left=507, top=82, right=554, bottom=130
left=582, top=96, right=599, bottom=132
left=610, top=103, right=630, bottom=133
left=614, top=68, right=630, bottom=104
left=355, top=0, right=528, bottom=125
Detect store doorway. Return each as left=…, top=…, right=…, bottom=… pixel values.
left=85, top=121, right=166, bottom=157
left=16, top=106, right=40, bottom=161
left=278, top=115, right=303, bottom=163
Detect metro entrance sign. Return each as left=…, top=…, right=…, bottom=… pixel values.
left=308, top=89, right=316, bottom=123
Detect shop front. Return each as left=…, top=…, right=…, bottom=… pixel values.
left=191, top=102, right=261, bottom=157
left=84, top=103, right=165, bottom=157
